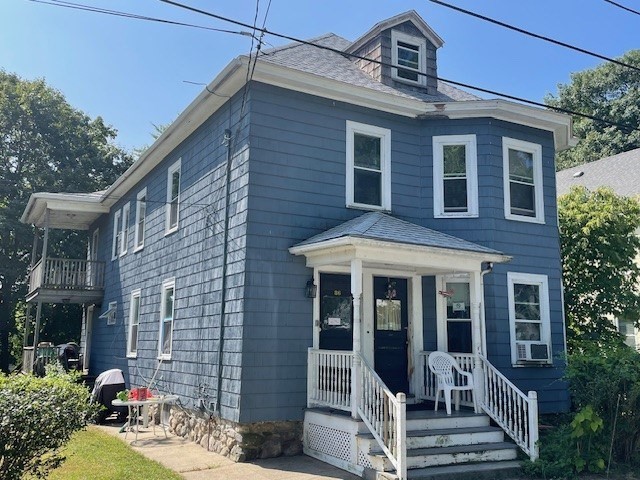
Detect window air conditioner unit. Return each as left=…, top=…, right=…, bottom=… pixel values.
left=516, top=342, right=550, bottom=362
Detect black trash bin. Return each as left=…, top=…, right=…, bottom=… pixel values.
left=90, top=369, right=127, bottom=423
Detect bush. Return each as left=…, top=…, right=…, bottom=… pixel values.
left=0, top=364, right=100, bottom=479
left=566, top=340, right=640, bottom=464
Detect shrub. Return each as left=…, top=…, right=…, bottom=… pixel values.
left=0, top=364, right=100, bottom=479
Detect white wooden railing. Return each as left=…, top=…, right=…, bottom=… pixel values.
left=356, top=353, right=406, bottom=480
left=418, top=351, right=475, bottom=406
left=29, top=258, right=105, bottom=294
left=307, top=348, right=353, bottom=412
left=478, top=354, right=539, bottom=461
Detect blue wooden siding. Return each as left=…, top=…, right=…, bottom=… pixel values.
left=90, top=92, right=250, bottom=422
left=243, top=82, right=568, bottom=417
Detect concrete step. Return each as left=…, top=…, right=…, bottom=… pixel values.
left=405, top=460, right=523, bottom=480
left=358, top=426, right=504, bottom=451
left=369, top=442, right=518, bottom=471
left=405, top=410, right=490, bottom=431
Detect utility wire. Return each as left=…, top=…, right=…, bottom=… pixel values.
left=158, top=0, right=640, bottom=133
left=27, top=0, right=256, bottom=38
left=603, top=0, right=640, bottom=16
left=428, top=0, right=640, bottom=74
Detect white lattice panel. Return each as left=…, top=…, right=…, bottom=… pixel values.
left=357, top=450, right=374, bottom=469
left=307, top=423, right=352, bottom=462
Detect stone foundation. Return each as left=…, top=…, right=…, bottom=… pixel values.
left=148, top=405, right=302, bottom=462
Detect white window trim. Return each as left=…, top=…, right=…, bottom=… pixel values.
left=111, top=209, right=121, bottom=261
left=507, top=272, right=551, bottom=365
left=121, top=202, right=130, bottom=256
left=99, top=301, right=117, bottom=326
left=127, top=289, right=141, bottom=358
left=346, top=120, right=392, bottom=211
left=391, top=30, right=427, bottom=87
left=158, top=277, right=176, bottom=360
left=165, top=158, right=181, bottom=235
left=433, top=134, right=478, bottom=218
left=134, top=188, right=147, bottom=252
left=503, top=137, right=544, bottom=224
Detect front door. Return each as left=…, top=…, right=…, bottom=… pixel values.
left=374, top=276, right=409, bottom=394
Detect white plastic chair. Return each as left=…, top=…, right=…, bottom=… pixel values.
left=428, top=351, right=474, bottom=415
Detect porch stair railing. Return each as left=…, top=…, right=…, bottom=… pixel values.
left=478, top=354, right=539, bottom=461
left=418, top=351, right=539, bottom=461
left=307, top=349, right=407, bottom=479
left=356, top=353, right=407, bottom=480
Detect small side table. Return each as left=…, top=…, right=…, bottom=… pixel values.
left=113, top=395, right=178, bottom=443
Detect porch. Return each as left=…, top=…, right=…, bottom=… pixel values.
left=26, top=257, right=105, bottom=304
left=306, top=348, right=538, bottom=479
left=289, top=212, right=538, bottom=479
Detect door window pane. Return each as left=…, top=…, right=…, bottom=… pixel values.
left=376, top=299, right=401, bottom=331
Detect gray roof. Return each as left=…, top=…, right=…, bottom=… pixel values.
left=295, top=211, right=503, bottom=255
left=259, top=33, right=479, bottom=103
left=556, top=147, right=640, bottom=197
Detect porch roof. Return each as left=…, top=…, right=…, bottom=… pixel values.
left=290, top=212, right=511, bottom=272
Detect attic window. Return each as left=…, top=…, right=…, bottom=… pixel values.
left=391, top=30, right=426, bottom=86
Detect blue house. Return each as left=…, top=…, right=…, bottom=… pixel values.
left=21, top=11, right=574, bottom=479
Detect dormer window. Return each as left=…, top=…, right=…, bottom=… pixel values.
left=391, top=31, right=426, bottom=86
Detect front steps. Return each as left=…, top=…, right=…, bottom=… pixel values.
left=357, top=409, right=520, bottom=479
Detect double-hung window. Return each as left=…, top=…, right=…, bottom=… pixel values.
left=135, top=188, right=147, bottom=251
left=166, top=159, right=181, bottom=234
left=127, top=289, right=141, bottom=357
left=433, top=135, right=478, bottom=217
left=391, top=30, right=426, bottom=86
left=111, top=210, right=122, bottom=260
left=507, top=272, right=551, bottom=364
left=346, top=121, right=391, bottom=211
left=159, top=278, right=175, bottom=359
left=503, top=137, right=544, bottom=223
left=121, top=202, right=130, bottom=256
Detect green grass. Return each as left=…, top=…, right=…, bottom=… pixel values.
left=44, top=426, right=183, bottom=480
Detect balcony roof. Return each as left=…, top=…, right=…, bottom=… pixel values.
left=21, top=192, right=109, bottom=230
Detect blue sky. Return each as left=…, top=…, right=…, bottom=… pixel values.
left=1, top=0, right=638, bottom=152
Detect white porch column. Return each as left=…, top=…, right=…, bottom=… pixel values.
left=350, top=259, right=363, bottom=419
left=470, top=270, right=484, bottom=413
left=410, top=274, right=423, bottom=397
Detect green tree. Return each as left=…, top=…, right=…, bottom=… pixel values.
left=546, top=50, right=640, bottom=170
left=558, top=186, right=640, bottom=348
left=0, top=71, right=132, bottom=372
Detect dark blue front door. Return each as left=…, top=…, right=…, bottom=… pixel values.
left=374, top=277, right=409, bottom=394
left=319, top=274, right=353, bottom=351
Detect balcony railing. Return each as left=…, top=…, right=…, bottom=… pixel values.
left=28, top=258, right=105, bottom=302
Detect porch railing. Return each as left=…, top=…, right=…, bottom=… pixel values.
left=417, top=351, right=475, bottom=407
left=356, top=353, right=407, bottom=480
left=29, top=258, right=105, bottom=293
left=477, top=354, right=539, bottom=461
left=307, top=348, right=353, bottom=412
left=307, top=349, right=407, bottom=479
left=22, top=347, right=35, bottom=374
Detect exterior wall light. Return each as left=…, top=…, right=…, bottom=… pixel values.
left=305, top=279, right=317, bottom=298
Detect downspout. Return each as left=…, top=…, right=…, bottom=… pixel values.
left=479, top=261, right=493, bottom=357
left=472, top=261, right=493, bottom=414
left=214, top=128, right=234, bottom=416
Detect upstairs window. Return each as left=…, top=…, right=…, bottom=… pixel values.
left=121, top=202, right=130, bottom=256
left=111, top=210, right=122, bottom=260
left=166, top=159, right=181, bottom=234
left=503, top=137, right=544, bottom=223
left=433, top=135, right=478, bottom=218
left=391, top=31, right=426, bottom=86
left=346, top=121, right=391, bottom=211
left=135, top=188, right=147, bottom=251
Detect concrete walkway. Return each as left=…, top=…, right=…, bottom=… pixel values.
left=97, top=422, right=361, bottom=480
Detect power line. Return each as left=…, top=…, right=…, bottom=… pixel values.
left=158, top=0, right=640, bottom=133
left=428, top=0, right=640, bottom=74
left=27, top=0, right=256, bottom=38
left=603, top=0, right=640, bottom=16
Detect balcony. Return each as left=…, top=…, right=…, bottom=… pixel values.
left=27, top=258, right=105, bottom=304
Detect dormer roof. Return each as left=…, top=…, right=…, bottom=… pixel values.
left=345, top=10, right=444, bottom=55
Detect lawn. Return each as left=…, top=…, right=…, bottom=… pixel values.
left=44, top=426, right=183, bottom=480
